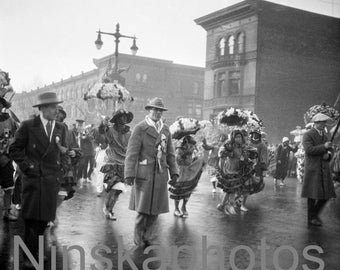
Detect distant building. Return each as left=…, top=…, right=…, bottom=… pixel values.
left=195, top=0, right=340, bottom=143
left=12, top=54, right=204, bottom=126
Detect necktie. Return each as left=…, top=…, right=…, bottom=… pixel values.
left=155, top=121, right=160, bottom=131
left=46, top=121, right=52, bottom=139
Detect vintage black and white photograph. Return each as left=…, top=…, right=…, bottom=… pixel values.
left=1, top=0, right=340, bottom=269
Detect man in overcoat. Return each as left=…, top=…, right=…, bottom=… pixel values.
left=273, top=137, right=297, bottom=186
left=124, top=97, right=178, bottom=247
left=9, top=92, right=68, bottom=266
left=301, top=113, right=336, bottom=226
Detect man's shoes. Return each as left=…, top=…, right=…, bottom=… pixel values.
left=308, top=219, right=322, bottom=227
left=212, top=188, right=216, bottom=193
left=279, top=180, right=285, bottom=186
left=3, top=210, right=18, bottom=221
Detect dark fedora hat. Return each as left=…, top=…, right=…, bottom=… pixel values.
left=145, top=97, right=168, bottom=111
left=110, top=109, right=134, bottom=124
left=33, top=92, right=63, bottom=107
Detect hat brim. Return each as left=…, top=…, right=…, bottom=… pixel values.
left=145, top=105, right=168, bottom=111
left=32, top=101, right=63, bottom=108
left=110, top=111, right=134, bottom=124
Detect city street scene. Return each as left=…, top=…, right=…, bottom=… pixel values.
left=1, top=0, right=340, bottom=269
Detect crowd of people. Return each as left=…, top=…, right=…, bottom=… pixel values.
left=0, top=69, right=339, bottom=267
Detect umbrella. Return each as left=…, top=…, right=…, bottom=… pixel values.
left=170, top=117, right=201, bottom=140
left=290, top=126, right=307, bottom=143
left=217, top=107, right=264, bottom=132
left=84, top=82, right=134, bottom=104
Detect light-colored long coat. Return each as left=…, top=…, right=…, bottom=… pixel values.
left=124, top=120, right=178, bottom=215
left=301, top=128, right=336, bottom=200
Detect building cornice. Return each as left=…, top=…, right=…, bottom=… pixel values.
left=92, top=53, right=204, bottom=71
left=195, top=0, right=258, bottom=30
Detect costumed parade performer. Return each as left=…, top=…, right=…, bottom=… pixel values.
left=92, top=115, right=110, bottom=197
left=168, top=117, right=205, bottom=218
left=215, top=108, right=265, bottom=215
left=101, top=109, right=133, bottom=220
left=0, top=69, right=18, bottom=221
left=199, top=120, right=228, bottom=193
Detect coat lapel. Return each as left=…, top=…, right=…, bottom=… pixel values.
left=31, top=117, right=50, bottom=150
left=145, top=125, right=159, bottom=140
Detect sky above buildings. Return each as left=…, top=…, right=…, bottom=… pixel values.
left=1, top=0, right=340, bottom=92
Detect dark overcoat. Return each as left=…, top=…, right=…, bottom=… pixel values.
left=274, top=144, right=295, bottom=179
left=301, top=128, right=336, bottom=200
left=124, top=120, right=178, bottom=215
left=9, top=116, right=68, bottom=221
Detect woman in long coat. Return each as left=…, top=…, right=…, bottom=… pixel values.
left=273, top=137, right=297, bottom=186
left=124, top=97, right=178, bottom=246
left=301, top=113, right=336, bottom=226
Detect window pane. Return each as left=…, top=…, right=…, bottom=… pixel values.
left=219, top=38, right=225, bottom=56
left=229, top=71, right=240, bottom=95
left=214, top=72, right=228, bottom=97
left=237, top=32, right=244, bottom=53
left=228, top=36, right=234, bottom=54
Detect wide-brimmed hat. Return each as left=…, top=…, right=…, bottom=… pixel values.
left=282, top=137, right=289, bottom=143
left=312, top=113, right=330, bottom=122
left=145, top=97, right=168, bottom=111
left=110, top=109, right=133, bottom=124
left=33, top=92, right=62, bottom=107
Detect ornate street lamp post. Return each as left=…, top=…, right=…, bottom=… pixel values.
left=94, top=23, right=138, bottom=74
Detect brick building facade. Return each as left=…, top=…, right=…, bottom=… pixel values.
left=12, top=54, right=204, bottom=127
left=195, top=0, right=340, bottom=143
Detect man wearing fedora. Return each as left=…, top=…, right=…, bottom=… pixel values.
left=124, top=97, right=178, bottom=247
left=301, top=113, right=336, bottom=227
left=9, top=92, right=68, bottom=267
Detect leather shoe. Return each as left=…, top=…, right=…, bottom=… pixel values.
left=308, top=219, right=322, bottom=226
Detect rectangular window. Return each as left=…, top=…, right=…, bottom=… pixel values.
left=229, top=71, right=240, bottom=95
left=214, top=72, right=227, bottom=98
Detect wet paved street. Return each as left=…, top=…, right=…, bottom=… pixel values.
left=1, top=172, right=340, bottom=269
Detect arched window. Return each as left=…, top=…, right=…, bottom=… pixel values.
left=218, top=38, right=226, bottom=56
left=227, top=35, right=234, bottom=55
left=236, top=32, right=245, bottom=53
